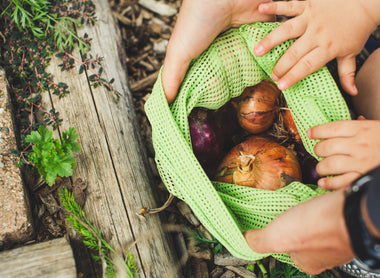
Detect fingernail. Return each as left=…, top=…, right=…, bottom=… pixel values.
left=318, top=179, right=326, bottom=188
left=307, top=129, right=311, bottom=138
left=259, top=3, right=269, bottom=12
left=254, top=45, right=264, bottom=56
left=277, top=80, right=287, bottom=90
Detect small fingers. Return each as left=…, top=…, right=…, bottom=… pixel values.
left=308, top=121, right=358, bottom=140
left=314, top=138, right=352, bottom=157
left=318, top=172, right=361, bottom=190
left=316, top=155, right=361, bottom=177
left=254, top=16, right=305, bottom=57
left=258, top=1, right=306, bottom=17
left=337, top=56, right=358, bottom=96
left=274, top=46, right=328, bottom=90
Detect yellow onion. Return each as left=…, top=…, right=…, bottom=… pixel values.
left=232, top=80, right=281, bottom=134
left=281, top=104, right=302, bottom=145
left=214, top=136, right=302, bottom=190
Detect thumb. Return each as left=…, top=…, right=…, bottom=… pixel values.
left=243, top=228, right=272, bottom=254
left=243, top=226, right=286, bottom=254
left=337, top=56, right=358, bottom=96
left=161, top=45, right=191, bottom=104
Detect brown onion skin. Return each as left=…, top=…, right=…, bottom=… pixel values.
left=282, top=105, right=302, bottom=145
left=232, top=80, right=281, bottom=134
left=214, top=136, right=302, bottom=190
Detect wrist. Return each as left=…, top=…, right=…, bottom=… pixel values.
left=361, top=195, right=380, bottom=240
left=344, top=168, right=380, bottom=270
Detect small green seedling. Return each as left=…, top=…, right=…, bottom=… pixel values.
left=25, top=125, right=81, bottom=186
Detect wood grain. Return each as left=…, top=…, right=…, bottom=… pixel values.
left=39, top=0, right=181, bottom=276
left=0, top=237, right=76, bottom=278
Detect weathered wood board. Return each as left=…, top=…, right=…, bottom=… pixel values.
left=40, top=0, right=181, bottom=277
left=0, top=237, right=76, bottom=278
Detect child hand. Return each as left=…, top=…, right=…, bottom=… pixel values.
left=162, top=0, right=274, bottom=103
left=254, top=0, right=380, bottom=95
left=308, top=119, right=380, bottom=189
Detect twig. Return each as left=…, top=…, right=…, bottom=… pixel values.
left=138, top=193, right=175, bottom=216
left=130, top=70, right=159, bottom=92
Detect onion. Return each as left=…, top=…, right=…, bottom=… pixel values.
left=295, top=143, right=320, bottom=185
left=189, top=107, right=226, bottom=174
left=232, top=80, right=281, bottom=134
left=281, top=105, right=302, bottom=145
left=214, top=136, right=302, bottom=190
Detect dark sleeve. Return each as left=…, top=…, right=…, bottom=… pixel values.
left=366, top=166, right=380, bottom=232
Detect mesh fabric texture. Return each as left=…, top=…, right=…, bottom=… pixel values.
left=145, top=22, right=351, bottom=264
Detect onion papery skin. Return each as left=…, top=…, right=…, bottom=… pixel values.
left=282, top=106, right=302, bottom=145
left=233, top=80, right=281, bottom=134
left=214, top=136, right=302, bottom=190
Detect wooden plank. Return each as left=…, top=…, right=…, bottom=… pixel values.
left=0, top=237, right=76, bottom=278
left=40, top=0, right=181, bottom=277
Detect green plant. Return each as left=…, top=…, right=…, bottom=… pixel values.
left=59, top=188, right=138, bottom=277
left=1, top=0, right=96, bottom=53
left=25, top=125, right=81, bottom=186
left=271, top=262, right=332, bottom=278
left=186, top=228, right=223, bottom=254
left=257, top=260, right=268, bottom=278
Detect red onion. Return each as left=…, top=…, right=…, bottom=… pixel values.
left=189, top=108, right=225, bottom=174
left=295, top=143, right=320, bottom=185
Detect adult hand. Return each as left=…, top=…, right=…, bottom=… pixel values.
left=254, top=0, right=380, bottom=95
left=244, top=189, right=354, bottom=275
left=308, top=119, right=380, bottom=190
left=162, top=0, right=274, bottom=103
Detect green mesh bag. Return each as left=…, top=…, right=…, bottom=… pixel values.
left=145, top=22, right=351, bottom=265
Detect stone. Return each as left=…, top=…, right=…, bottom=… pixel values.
left=0, top=69, right=34, bottom=249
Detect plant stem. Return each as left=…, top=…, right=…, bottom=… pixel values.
left=63, top=207, right=135, bottom=277
left=257, top=260, right=268, bottom=278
